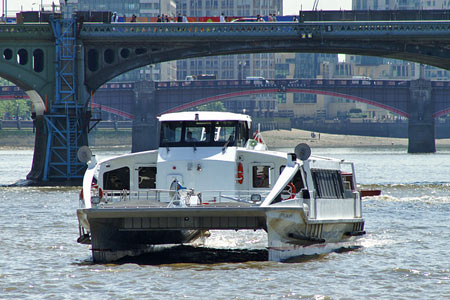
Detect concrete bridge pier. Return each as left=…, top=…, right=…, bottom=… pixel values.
left=408, top=79, right=435, bottom=153
left=132, top=80, right=159, bottom=152
left=27, top=114, right=47, bottom=181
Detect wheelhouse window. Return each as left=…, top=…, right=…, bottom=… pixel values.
left=214, top=121, right=236, bottom=143
left=103, top=167, right=130, bottom=190
left=252, top=165, right=271, bottom=188
left=185, top=121, right=212, bottom=142
left=160, top=121, right=182, bottom=144
left=160, top=120, right=250, bottom=147
left=311, top=169, right=345, bottom=199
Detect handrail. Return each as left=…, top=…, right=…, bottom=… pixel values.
left=98, top=188, right=271, bottom=207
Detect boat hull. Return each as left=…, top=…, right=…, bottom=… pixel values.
left=89, top=217, right=202, bottom=263
left=77, top=204, right=267, bottom=263
left=78, top=205, right=364, bottom=263
left=266, top=208, right=365, bottom=262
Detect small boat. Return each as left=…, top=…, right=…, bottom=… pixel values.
left=77, top=111, right=365, bottom=263
left=341, top=173, right=382, bottom=198
left=360, top=189, right=382, bottom=197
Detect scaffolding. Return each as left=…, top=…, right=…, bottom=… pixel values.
left=44, top=16, right=85, bottom=181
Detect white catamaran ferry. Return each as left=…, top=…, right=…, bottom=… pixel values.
left=77, top=111, right=365, bottom=263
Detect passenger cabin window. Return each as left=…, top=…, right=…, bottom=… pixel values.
left=138, top=167, right=156, bottom=189
left=160, top=120, right=250, bottom=147
left=311, top=169, right=344, bottom=199
left=103, top=167, right=130, bottom=190
left=252, top=165, right=270, bottom=188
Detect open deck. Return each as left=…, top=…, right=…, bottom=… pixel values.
left=79, top=201, right=268, bottom=231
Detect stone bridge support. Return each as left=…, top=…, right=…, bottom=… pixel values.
left=408, top=79, right=435, bottom=153
left=132, top=80, right=159, bottom=152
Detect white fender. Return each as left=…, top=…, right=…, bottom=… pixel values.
left=261, top=163, right=299, bottom=207
left=82, top=156, right=98, bottom=209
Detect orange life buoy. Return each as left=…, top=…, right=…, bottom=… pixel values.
left=280, top=182, right=296, bottom=200
left=236, top=162, right=244, bottom=184
left=91, top=182, right=103, bottom=200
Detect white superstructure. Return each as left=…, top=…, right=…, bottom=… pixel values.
left=77, top=111, right=365, bottom=263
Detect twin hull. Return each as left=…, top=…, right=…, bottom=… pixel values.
left=78, top=146, right=364, bottom=263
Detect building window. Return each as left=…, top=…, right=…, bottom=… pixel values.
left=293, top=94, right=317, bottom=104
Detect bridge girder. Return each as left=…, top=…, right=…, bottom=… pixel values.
left=0, top=39, right=56, bottom=116
left=80, top=22, right=450, bottom=91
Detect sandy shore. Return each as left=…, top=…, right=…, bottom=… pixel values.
left=261, top=128, right=450, bottom=149
left=2, top=128, right=450, bottom=150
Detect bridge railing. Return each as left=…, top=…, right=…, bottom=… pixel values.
left=78, top=20, right=450, bottom=41
left=0, top=24, right=52, bottom=39
left=153, top=79, right=412, bottom=89
left=80, top=22, right=300, bottom=39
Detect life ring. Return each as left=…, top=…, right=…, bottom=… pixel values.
left=98, top=187, right=104, bottom=200
left=236, top=162, right=244, bottom=184
left=280, top=183, right=296, bottom=200
left=249, top=139, right=257, bottom=147
left=91, top=182, right=103, bottom=200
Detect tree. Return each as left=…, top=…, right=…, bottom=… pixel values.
left=194, top=101, right=226, bottom=112
left=0, top=100, right=31, bottom=120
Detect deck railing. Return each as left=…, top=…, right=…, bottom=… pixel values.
left=97, top=188, right=272, bottom=207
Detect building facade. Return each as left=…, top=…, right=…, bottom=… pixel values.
left=175, top=0, right=283, bottom=117
left=66, top=0, right=177, bottom=82
left=351, top=0, right=450, bottom=81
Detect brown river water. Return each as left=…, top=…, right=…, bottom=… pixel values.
left=1, top=147, right=449, bottom=299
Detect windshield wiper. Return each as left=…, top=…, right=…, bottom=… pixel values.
left=222, top=136, right=233, bottom=153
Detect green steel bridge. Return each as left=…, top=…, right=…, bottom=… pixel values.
left=2, top=11, right=450, bottom=183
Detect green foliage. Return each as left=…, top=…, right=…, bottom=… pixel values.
left=0, top=100, right=31, bottom=120
left=0, top=78, right=12, bottom=86
left=194, top=101, right=226, bottom=112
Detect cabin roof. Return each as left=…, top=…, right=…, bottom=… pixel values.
left=158, top=111, right=252, bottom=122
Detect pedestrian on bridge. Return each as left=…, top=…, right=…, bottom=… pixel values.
left=112, top=12, right=119, bottom=23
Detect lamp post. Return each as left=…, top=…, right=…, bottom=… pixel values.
left=238, top=61, right=242, bottom=80
left=1, top=0, right=4, bottom=23
left=238, top=61, right=247, bottom=80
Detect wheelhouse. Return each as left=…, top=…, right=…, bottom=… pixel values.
left=159, top=112, right=252, bottom=148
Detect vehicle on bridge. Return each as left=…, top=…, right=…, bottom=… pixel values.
left=76, top=111, right=365, bottom=263
left=231, top=17, right=265, bottom=22
left=245, top=76, right=269, bottom=85
left=185, top=74, right=217, bottom=81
